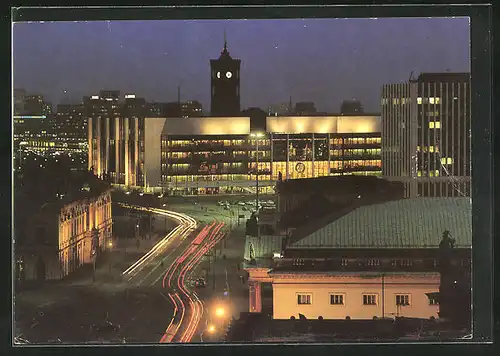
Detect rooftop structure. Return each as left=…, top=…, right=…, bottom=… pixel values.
left=289, top=197, right=471, bottom=249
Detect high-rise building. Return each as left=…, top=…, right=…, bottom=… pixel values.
left=148, top=102, right=167, bottom=117
left=164, top=100, right=203, bottom=118
left=181, top=100, right=203, bottom=118
left=294, top=102, right=317, bottom=115
left=87, top=91, right=147, bottom=187
left=210, top=34, right=241, bottom=116
left=19, top=94, right=53, bottom=116
left=381, top=72, right=471, bottom=198
left=341, top=99, right=364, bottom=115
left=268, top=102, right=292, bottom=116
left=14, top=88, right=27, bottom=115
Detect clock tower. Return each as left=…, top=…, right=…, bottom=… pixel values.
left=210, top=33, right=241, bottom=116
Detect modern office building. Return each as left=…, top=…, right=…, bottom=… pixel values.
left=210, top=36, right=241, bottom=116
left=14, top=114, right=88, bottom=158
left=164, top=100, right=203, bottom=118
left=14, top=88, right=27, bottom=115
left=341, top=99, right=364, bottom=115
left=381, top=72, right=471, bottom=198
left=244, top=197, right=471, bottom=322
left=89, top=114, right=382, bottom=194
left=268, top=101, right=293, bottom=116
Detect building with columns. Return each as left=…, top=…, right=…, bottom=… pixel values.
left=89, top=114, right=382, bottom=194
left=15, top=176, right=112, bottom=282
left=244, top=197, right=471, bottom=321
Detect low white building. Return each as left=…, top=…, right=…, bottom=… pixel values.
left=244, top=197, right=472, bottom=321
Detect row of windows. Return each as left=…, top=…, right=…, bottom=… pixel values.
left=428, top=121, right=441, bottom=129
left=296, top=293, right=434, bottom=307
left=292, top=258, right=470, bottom=268
left=381, top=97, right=441, bottom=105
left=417, top=146, right=440, bottom=153
left=331, top=149, right=381, bottom=157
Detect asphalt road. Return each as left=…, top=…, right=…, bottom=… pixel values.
left=14, top=197, right=257, bottom=345
left=160, top=221, right=228, bottom=343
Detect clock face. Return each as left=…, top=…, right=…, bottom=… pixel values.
left=226, top=71, right=232, bottom=79
left=295, top=162, right=306, bottom=173
left=216, top=71, right=221, bottom=79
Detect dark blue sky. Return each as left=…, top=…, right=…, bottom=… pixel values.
left=13, top=18, right=470, bottom=113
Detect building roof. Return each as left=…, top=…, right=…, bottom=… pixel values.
left=244, top=235, right=284, bottom=261
left=277, top=175, right=403, bottom=195
left=266, top=115, right=380, bottom=134
left=416, top=72, right=471, bottom=83
left=289, top=198, right=471, bottom=249
left=159, top=116, right=250, bottom=135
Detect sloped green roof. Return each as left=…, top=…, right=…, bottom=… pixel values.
left=290, top=198, right=472, bottom=249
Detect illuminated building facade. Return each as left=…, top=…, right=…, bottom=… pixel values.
left=381, top=72, right=471, bottom=197
left=90, top=114, right=382, bottom=194
left=14, top=115, right=88, bottom=158
left=267, top=115, right=382, bottom=181
left=157, top=115, right=381, bottom=195
left=87, top=91, right=147, bottom=187
left=15, top=189, right=112, bottom=281
left=244, top=198, right=471, bottom=321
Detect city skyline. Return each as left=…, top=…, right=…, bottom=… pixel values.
left=13, top=17, right=470, bottom=113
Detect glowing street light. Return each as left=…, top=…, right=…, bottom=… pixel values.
left=207, top=324, right=216, bottom=333
left=108, top=241, right=113, bottom=248
left=215, top=306, right=225, bottom=318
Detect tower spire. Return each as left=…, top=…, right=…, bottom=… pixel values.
left=223, top=29, right=227, bottom=52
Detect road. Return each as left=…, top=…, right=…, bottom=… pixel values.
left=118, top=204, right=199, bottom=287
left=116, top=202, right=232, bottom=344
left=160, top=221, right=228, bottom=343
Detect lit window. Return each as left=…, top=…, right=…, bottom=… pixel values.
left=429, top=97, right=435, bottom=104
left=330, top=294, right=344, bottom=305
left=395, top=294, right=410, bottom=306
left=416, top=146, right=421, bottom=152
left=428, top=295, right=439, bottom=305
left=440, top=157, right=453, bottom=165
left=297, top=294, right=312, bottom=305
left=435, top=170, right=440, bottom=176
left=417, top=97, right=423, bottom=105
left=363, top=294, right=377, bottom=306
left=429, top=146, right=434, bottom=153
left=429, top=121, right=441, bottom=129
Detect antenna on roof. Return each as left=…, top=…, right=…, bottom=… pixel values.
left=409, top=71, right=415, bottom=81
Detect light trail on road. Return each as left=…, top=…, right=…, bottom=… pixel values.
left=180, top=226, right=226, bottom=343
left=159, top=221, right=227, bottom=343
left=118, top=203, right=197, bottom=283
left=160, top=222, right=225, bottom=343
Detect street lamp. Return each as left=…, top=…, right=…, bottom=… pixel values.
left=250, top=132, right=265, bottom=209
left=250, top=132, right=265, bottom=239
left=207, top=324, right=216, bottom=333
left=215, top=306, right=225, bottom=318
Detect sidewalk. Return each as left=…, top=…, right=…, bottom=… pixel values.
left=66, top=235, right=164, bottom=290
left=16, top=234, right=166, bottom=309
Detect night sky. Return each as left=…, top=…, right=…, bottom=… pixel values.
left=13, top=18, right=470, bottom=113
